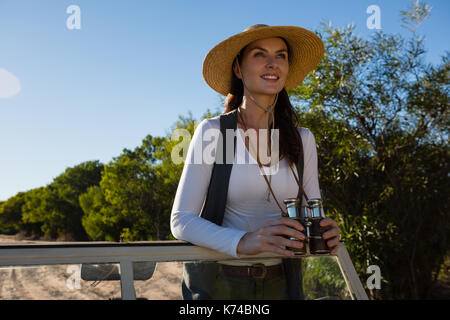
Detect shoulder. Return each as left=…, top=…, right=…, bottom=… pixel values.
left=296, top=127, right=316, bottom=144
left=296, top=127, right=317, bottom=154
left=196, top=115, right=220, bottom=130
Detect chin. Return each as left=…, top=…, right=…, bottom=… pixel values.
left=261, top=84, right=285, bottom=95
left=259, top=88, right=283, bottom=95
left=248, top=84, right=284, bottom=96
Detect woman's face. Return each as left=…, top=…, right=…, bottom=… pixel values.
left=233, top=37, right=289, bottom=97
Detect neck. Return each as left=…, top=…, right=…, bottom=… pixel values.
left=238, top=92, right=277, bottom=129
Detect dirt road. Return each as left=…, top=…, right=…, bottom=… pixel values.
left=0, top=235, right=183, bottom=300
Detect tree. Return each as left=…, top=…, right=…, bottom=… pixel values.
left=21, top=187, right=59, bottom=239
left=0, top=192, right=36, bottom=235
left=80, top=185, right=118, bottom=241
left=290, top=1, right=449, bottom=298
left=82, top=136, right=166, bottom=241
left=21, top=161, right=104, bottom=240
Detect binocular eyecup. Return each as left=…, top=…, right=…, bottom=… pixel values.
left=283, top=198, right=330, bottom=255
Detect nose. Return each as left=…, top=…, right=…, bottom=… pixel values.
left=266, top=54, right=281, bottom=69
left=266, top=56, right=275, bottom=68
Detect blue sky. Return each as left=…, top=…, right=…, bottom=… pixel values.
left=0, top=0, right=448, bottom=201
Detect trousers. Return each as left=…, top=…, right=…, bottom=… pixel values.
left=212, top=264, right=289, bottom=300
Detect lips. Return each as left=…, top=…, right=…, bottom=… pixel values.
left=261, top=73, right=279, bottom=81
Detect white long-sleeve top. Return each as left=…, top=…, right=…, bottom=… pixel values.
left=170, top=115, right=321, bottom=261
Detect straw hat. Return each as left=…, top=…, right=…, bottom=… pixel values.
left=202, top=24, right=325, bottom=96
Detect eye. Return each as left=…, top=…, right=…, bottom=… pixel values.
left=278, top=53, right=287, bottom=59
left=254, top=52, right=264, bottom=57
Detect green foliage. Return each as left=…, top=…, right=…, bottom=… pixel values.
left=302, top=256, right=351, bottom=300
left=79, top=185, right=117, bottom=241
left=290, top=2, right=449, bottom=299
left=400, top=0, right=432, bottom=34
left=81, top=137, right=160, bottom=241
left=18, top=161, right=104, bottom=240
left=0, top=192, right=34, bottom=234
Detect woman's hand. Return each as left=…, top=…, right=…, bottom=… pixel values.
left=236, top=217, right=305, bottom=257
left=236, top=217, right=341, bottom=256
left=320, top=218, right=341, bottom=255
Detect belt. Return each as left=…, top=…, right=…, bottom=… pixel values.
left=220, top=263, right=283, bottom=279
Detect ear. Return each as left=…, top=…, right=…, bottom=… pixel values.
left=232, top=59, right=242, bottom=80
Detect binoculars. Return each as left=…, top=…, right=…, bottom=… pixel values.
left=283, top=198, right=330, bottom=255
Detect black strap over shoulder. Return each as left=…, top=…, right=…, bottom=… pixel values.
left=200, top=109, right=305, bottom=224
left=200, top=109, right=238, bottom=225
left=194, top=108, right=305, bottom=300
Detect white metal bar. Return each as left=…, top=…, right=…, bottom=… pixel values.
left=336, top=242, right=369, bottom=300
left=0, top=240, right=369, bottom=300
left=119, top=261, right=136, bottom=300
left=0, top=242, right=234, bottom=266
left=0, top=241, right=292, bottom=266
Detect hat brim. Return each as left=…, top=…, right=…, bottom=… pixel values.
left=202, top=25, right=324, bottom=96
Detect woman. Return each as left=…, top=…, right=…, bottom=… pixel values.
left=171, top=24, right=341, bottom=299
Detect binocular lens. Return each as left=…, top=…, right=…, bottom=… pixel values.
left=283, top=198, right=330, bottom=255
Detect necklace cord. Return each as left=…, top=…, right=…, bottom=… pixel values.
left=238, top=109, right=287, bottom=216
left=235, top=57, right=310, bottom=214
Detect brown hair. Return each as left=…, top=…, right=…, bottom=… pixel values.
left=223, top=38, right=303, bottom=167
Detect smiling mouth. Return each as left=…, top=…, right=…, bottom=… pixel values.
left=261, top=75, right=279, bottom=81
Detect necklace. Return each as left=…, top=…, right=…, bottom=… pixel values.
left=234, top=57, right=279, bottom=203
left=238, top=107, right=274, bottom=202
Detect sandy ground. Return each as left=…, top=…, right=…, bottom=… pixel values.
left=0, top=235, right=183, bottom=300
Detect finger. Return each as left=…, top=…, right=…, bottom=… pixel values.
left=322, top=227, right=340, bottom=240
left=263, top=243, right=296, bottom=257
left=320, top=219, right=337, bottom=228
left=320, top=218, right=337, bottom=228
left=327, top=237, right=340, bottom=248
left=330, top=243, right=340, bottom=255
left=268, top=217, right=304, bottom=231
left=267, top=235, right=304, bottom=250
left=265, top=225, right=305, bottom=240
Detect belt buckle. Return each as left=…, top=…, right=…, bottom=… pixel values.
left=249, top=263, right=267, bottom=279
